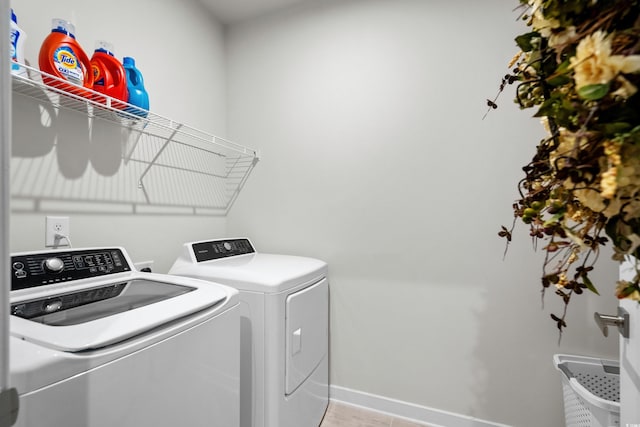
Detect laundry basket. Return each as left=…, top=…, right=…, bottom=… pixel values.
left=553, top=354, right=620, bottom=427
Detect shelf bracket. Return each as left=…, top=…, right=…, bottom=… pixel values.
left=122, top=123, right=146, bottom=165
left=138, top=123, right=183, bottom=199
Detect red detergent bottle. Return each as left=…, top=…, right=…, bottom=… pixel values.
left=90, top=41, right=128, bottom=108
left=38, top=19, right=93, bottom=98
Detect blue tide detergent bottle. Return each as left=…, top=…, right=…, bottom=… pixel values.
left=123, top=57, right=149, bottom=118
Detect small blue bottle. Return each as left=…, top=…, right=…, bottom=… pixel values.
left=123, top=56, right=149, bottom=118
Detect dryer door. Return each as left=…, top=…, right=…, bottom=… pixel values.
left=285, top=277, right=328, bottom=395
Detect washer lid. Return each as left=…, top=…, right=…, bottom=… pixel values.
left=10, top=274, right=232, bottom=352
left=171, top=252, right=327, bottom=293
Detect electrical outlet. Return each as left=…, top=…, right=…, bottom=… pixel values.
left=45, top=216, right=70, bottom=247
left=134, top=260, right=154, bottom=272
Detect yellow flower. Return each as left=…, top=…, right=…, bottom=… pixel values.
left=570, top=30, right=640, bottom=92
left=603, top=140, right=621, bottom=161
left=600, top=167, right=618, bottom=199
left=555, top=273, right=569, bottom=289
left=549, top=128, right=587, bottom=169
left=529, top=0, right=560, bottom=38
left=612, top=75, right=638, bottom=98
left=572, top=186, right=624, bottom=218
left=549, top=26, right=577, bottom=49
left=571, top=31, right=618, bottom=87
left=568, top=251, right=578, bottom=264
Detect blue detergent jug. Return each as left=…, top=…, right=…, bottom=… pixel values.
left=123, top=56, right=149, bottom=117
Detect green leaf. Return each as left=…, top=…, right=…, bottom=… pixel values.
left=582, top=275, right=600, bottom=296
left=556, top=59, right=571, bottom=74
left=546, top=75, right=571, bottom=87
left=599, top=122, right=632, bottom=136
left=515, top=32, right=540, bottom=52
left=546, top=61, right=573, bottom=86
left=534, top=97, right=557, bottom=117
left=617, top=283, right=638, bottom=299
left=577, top=83, right=610, bottom=100
left=543, top=212, right=565, bottom=227
left=629, top=128, right=640, bottom=144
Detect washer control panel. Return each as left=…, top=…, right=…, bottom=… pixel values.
left=11, top=248, right=130, bottom=291
left=192, top=238, right=255, bottom=262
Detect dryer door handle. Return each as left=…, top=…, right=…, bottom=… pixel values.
left=292, top=328, right=302, bottom=355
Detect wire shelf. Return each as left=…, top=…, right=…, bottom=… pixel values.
left=11, top=64, right=259, bottom=215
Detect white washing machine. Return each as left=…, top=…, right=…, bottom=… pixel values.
left=169, top=238, right=329, bottom=427
left=9, top=246, right=241, bottom=427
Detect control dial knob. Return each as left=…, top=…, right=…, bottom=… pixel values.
left=43, top=257, right=64, bottom=273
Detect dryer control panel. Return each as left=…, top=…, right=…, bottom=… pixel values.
left=11, top=248, right=131, bottom=291
left=192, top=238, right=255, bottom=262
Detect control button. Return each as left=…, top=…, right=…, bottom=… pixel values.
left=224, top=242, right=232, bottom=251
left=43, top=299, right=62, bottom=313
left=12, top=262, right=24, bottom=270
left=43, top=257, right=64, bottom=273
left=14, top=270, right=26, bottom=279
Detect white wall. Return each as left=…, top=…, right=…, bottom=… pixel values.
left=10, top=0, right=228, bottom=271
left=225, top=0, right=621, bottom=425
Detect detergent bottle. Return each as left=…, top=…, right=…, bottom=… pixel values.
left=38, top=19, right=93, bottom=97
left=90, top=41, right=128, bottom=108
left=123, top=56, right=149, bottom=118
left=10, top=9, right=26, bottom=76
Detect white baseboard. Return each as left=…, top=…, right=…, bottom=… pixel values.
left=329, top=385, right=511, bottom=427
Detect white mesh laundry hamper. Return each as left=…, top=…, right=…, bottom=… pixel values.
left=553, top=354, right=620, bottom=427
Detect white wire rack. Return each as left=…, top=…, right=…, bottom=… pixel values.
left=11, top=63, right=259, bottom=215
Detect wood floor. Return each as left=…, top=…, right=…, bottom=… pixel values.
left=319, top=401, right=432, bottom=427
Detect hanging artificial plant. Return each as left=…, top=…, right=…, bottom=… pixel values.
left=492, top=0, right=640, bottom=332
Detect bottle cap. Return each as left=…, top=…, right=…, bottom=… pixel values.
left=123, top=57, right=136, bottom=67
left=95, top=40, right=115, bottom=56
left=11, top=9, right=17, bottom=24
left=52, top=19, right=76, bottom=38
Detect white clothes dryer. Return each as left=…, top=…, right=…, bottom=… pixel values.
left=169, top=238, right=329, bottom=427
left=10, top=247, right=240, bottom=427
